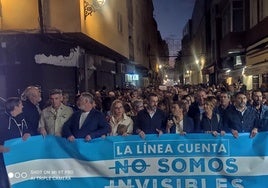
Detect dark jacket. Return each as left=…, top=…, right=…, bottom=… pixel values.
left=169, top=115, right=195, bottom=133
left=0, top=112, right=29, bottom=188
left=223, top=105, right=260, bottom=133
left=22, top=100, right=40, bottom=135
left=252, top=104, right=268, bottom=131
left=216, top=104, right=232, bottom=118
left=0, top=113, right=29, bottom=144
left=200, top=112, right=222, bottom=132
left=260, top=109, right=268, bottom=131
left=187, top=101, right=205, bottom=132
left=62, top=108, right=110, bottom=139
left=134, top=108, right=167, bottom=134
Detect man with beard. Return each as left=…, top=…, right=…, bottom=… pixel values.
left=62, top=92, right=109, bottom=142
left=222, top=92, right=260, bottom=138
left=251, top=90, right=268, bottom=131
left=134, top=92, right=167, bottom=139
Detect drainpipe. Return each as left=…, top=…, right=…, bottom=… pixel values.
left=38, top=0, right=44, bottom=34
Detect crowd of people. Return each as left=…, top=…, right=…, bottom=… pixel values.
left=0, top=83, right=268, bottom=187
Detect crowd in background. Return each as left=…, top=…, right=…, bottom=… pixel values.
left=0, top=82, right=268, bottom=187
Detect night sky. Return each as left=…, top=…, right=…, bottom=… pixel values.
left=153, top=0, right=195, bottom=53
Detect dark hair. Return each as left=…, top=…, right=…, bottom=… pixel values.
left=204, top=96, right=218, bottom=109
left=147, top=92, right=158, bottom=100
left=173, top=101, right=187, bottom=115
left=220, top=91, right=231, bottom=98
left=5, top=97, right=21, bottom=113
left=252, top=89, right=263, bottom=95
left=49, top=89, right=63, bottom=96
left=234, top=91, right=246, bottom=98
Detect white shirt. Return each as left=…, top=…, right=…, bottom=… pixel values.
left=79, top=112, right=89, bottom=129
left=175, top=119, right=184, bottom=134
left=109, top=113, right=133, bottom=136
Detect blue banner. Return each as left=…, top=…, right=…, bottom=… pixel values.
left=4, top=132, right=268, bottom=188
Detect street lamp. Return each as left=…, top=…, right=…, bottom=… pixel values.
left=84, top=0, right=106, bottom=19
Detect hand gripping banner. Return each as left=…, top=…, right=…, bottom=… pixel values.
left=4, top=133, right=268, bottom=188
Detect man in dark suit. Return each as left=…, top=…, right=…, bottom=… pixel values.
left=187, top=89, right=207, bottom=132
left=134, top=92, right=167, bottom=139
left=62, top=92, right=110, bottom=142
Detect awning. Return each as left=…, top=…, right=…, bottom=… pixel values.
left=245, top=62, right=268, bottom=75
left=246, top=37, right=268, bottom=66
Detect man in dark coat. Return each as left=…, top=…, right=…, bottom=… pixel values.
left=223, top=92, right=260, bottom=138
left=134, top=92, right=167, bottom=138
left=21, top=86, right=42, bottom=135
left=62, top=92, right=110, bottom=142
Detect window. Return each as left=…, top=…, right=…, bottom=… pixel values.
left=232, top=0, right=244, bottom=32
left=250, top=0, right=267, bottom=27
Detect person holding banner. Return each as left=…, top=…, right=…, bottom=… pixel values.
left=134, top=92, right=167, bottom=139
left=251, top=90, right=268, bottom=131
left=62, top=92, right=110, bottom=142
left=38, top=89, right=73, bottom=137
left=200, top=96, right=222, bottom=136
left=108, top=99, right=133, bottom=136
left=187, top=89, right=207, bottom=132
left=166, top=101, right=194, bottom=134
left=0, top=97, right=31, bottom=188
left=223, top=92, right=260, bottom=138
left=21, top=85, right=42, bottom=135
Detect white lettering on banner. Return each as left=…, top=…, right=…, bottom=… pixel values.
left=117, top=145, right=133, bottom=155
left=4, top=134, right=268, bottom=187
left=115, top=141, right=229, bottom=158
left=137, top=144, right=173, bottom=154
left=177, top=143, right=227, bottom=154
left=105, top=178, right=244, bottom=188
left=116, top=144, right=173, bottom=156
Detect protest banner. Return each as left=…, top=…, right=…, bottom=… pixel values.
left=4, top=133, right=268, bottom=188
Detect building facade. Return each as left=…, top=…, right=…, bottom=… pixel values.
left=0, top=0, right=167, bottom=100
left=245, top=0, right=268, bottom=91
left=179, top=0, right=268, bottom=90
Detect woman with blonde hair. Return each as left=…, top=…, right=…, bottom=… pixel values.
left=200, top=96, right=222, bottom=136
left=109, top=99, right=133, bottom=136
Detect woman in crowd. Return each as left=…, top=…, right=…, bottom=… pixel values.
left=166, top=101, right=194, bottom=134
left=200, top=96, right=222, bottom=136
left=129, top=99, right=144, bottom=124
left=108, top=99, right=133, bottom=136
